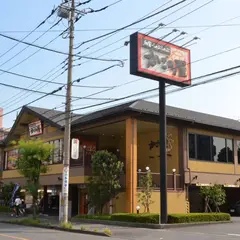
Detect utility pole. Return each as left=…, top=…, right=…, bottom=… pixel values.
left=61, top=0, right=75, bottom=224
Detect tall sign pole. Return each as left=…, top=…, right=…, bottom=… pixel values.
left=130, top=32, right=191, bottom=225
left=159, top=80, right=167, bottom=224
left=62, top=0, right=75, bottom=224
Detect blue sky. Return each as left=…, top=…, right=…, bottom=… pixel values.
left=1, top=0, right=240, bottom=128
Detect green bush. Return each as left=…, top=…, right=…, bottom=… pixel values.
left=168, top=213, right=231, bottom=223
left=60, top=222, right=73, bottom=229
left=75, top=213, right=230, bottom=224
left=111, top=213, right=159, bottom=224
left=11, top=218, right=40, bottom=225
left=0, top=206, right=10, bottom=213
left=76, top=215, right=111, bottom=220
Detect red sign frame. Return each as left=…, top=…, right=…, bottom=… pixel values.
left=130, top=32, right=191, bottom=87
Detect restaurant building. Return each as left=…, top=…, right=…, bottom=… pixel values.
left=1, top=100, right=240, bottom=215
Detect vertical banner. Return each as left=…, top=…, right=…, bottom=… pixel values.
left=62, top=166, right=69, bottom=194
left=10, top=183, right=20, bottom=206
left=71, top=138, right=79, bottom=160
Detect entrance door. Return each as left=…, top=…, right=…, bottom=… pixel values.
left=71, top=185, right=79, bottom=216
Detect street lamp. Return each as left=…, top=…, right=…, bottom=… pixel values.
left=146, top=166, right=150, bottom=171
left=83, top=145, right=86, bottom=166
left=136, top=205, right=140, bottom=214
left=172, top=168, right=176, bottom=173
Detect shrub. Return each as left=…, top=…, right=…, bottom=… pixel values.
left=76, top=215, right=111, bottom=220
left=168, top=213, right=231, bottom=223
left=0, top=206, right=10, bottom=213
left=103, top=228, right=112, bottom=236
left=111, top=213, right=159, bottom=224
left=75, top=213, right=230, bottom=224
left=60, top=221, right=73, bottom=229
left=11, top=218, right=40, bottom=225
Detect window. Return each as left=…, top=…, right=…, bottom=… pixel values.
left=212, top=137, right=226, bottom=162
left=237, top=141, right=240, bottom=164
left=189, top=133, right=233, bottom=163
left=226, top=139, right=234, bottom=163
left=197, top=135, right=211, bottom=161
left=189, top=133, right=196, bottom=159
left=47, top=139, right=63, bottom=164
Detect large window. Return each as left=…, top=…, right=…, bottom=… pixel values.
left=189, top=133, right=233, bottom=163
left=48, top=139, right=63, bottom=164
left=3, top=139, right=64, bottom=170
left=237, top=141, right=240, bottom=164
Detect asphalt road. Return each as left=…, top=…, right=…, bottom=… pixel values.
left=0, top=223, right=116, bottom=240
left=2, top=219, right=240, bottom=240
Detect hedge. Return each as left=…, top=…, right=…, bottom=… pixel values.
left=76, top=213, right=230, bottom=224
left=0, top=206, right=10, bottom=213
left=168, top=213, right=230, bottom=223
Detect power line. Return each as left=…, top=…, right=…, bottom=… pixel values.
left=66, top=67, right=240, bottom=117
left=0, top=62, right=122, bottom=117
left=5, top=23, right=240, bottom=33
left=0, top=29, right=66, bottom=107
left=74, top=0, right=199, bottom=65
left=41, top=60, right=240, bottom=120
left=12, top=62, right=240, bottom=138
left=0, top=66, right=116, bottom=89
left=0, top=7, right=57, bottom=61
left=0, top=31, right=125, bottom=64
left=0, top=77, right=115, bottom=101
left=172, top=13, right=240, bottom=45
left=74, top=0, right=187, bottom=49
left=74, top=0, right=173, bottom=52
left=2, top=62, right=122, bottom=110
left=0, top=19, right=62, bottom=70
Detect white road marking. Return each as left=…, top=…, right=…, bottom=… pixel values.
left=228, top=233, right=240, bottom=237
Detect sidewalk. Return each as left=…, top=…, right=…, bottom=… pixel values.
left=0, top=214, right=163, bottom=239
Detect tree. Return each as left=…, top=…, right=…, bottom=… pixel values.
left=200, top=186, right=212, bottom=212
left=137, top=167, right=154, bottom=213
left=200, top=184, right=226, bottom=212
left=211, top=184, right=226, bottom=212
left=16, top=139, right=53, bottom=218
left=88, top=150, right=124, bottom=214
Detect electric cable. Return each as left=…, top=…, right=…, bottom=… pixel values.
left=0, top=66, right=116, bottom=89
left=7, top=23, right=240, bottom=34
left=172, top=13, right=240, bottom=45
left=74, top=0, right=187, bottom=49
left=0, top=29, right=67, bottom=107
left=73, top=0, right=173, bottom=51
left=0, top=7, right=57, bottom=61
left=0, top=78, right=115, bottom=101
left=39, top=61, right=240, bottom=122
left=0, top=63, right=123, bottom=115
left=74, top=0, right=199, bottom=65
left=0, top=31, right=125, bottom=64
left=11, top=63, right=240, bottom=137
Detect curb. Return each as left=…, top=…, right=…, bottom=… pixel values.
left=0, top=221, right=111, bottom=237
left=72, top=218, right=232, bottom=229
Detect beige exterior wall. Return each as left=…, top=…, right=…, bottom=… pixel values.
left=112, top=190, right=186, bottom=214
left=138, top=125, right=179, bottom=174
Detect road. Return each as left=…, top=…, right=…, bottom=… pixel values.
left=1, top=219, right=240, bottom=240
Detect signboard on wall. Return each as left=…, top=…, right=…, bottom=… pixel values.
left=29, top=120, right=42, bottom=137
left=71, top=138, right=79, bottom=160
left=130, top=32, right=191, bottom=87
left=7, top=149, right=19, bottom=170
